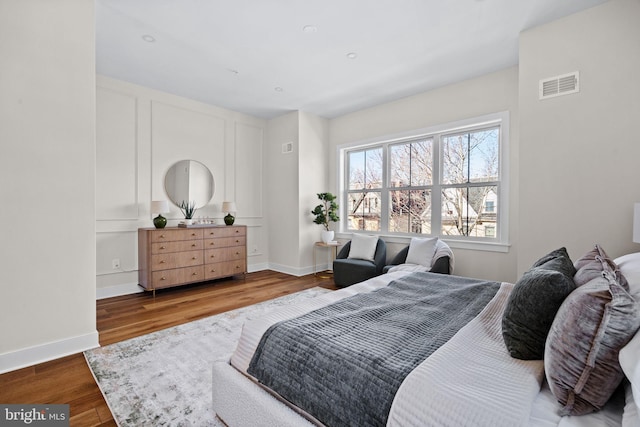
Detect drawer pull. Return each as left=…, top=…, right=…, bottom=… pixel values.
left=159, top=260, right=165, bottom=264
left=236, top=239, right=240, bottom=243
left=191, top=233, right=196, bottom=236
left=159, top=234, right=165, bottom=238
left=192, top=256, right=197, bottom=260
left=160, top=246, right=166, bottom=249
left=192, top=272, right=198, bottom=276
left=191, top=243, right=197, bottom=247
left=160, top=277, right=166, bottom=281
left=236, top=251, right=240, bottom=255
left=235, top=230, right=239, bottom=233
left=210, top=269, right=216, bottom=273
left=210, top=255, right=215, bottom=258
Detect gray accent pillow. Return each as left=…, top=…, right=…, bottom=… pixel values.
left=502, top=248, right=577, bottom=360
left=574, top=244, right=627, bottom=288
left=532, top=247, right=577, bottom=278
left=502, top=268, right=576, bottom=360
left=545, top=266, right=640, bottom=415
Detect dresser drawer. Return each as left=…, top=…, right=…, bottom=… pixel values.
left=150, top=250, right=203, bottom=271
left=150, top=228, right=203, bottom=243
left=152, top=266, right=204, bottom=289
left=204, top=247, right=246, bottom=264
left=204, top=236, right=246, bottom=249
left=204, top=260, right=246, bottom=280
left=151, top=239, right=203, bottom=254
left=203, top=226, right=246, bottom=239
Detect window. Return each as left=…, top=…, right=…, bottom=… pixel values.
left=346, top=147, right=382, bottom=231
left=340, top=113, right=508, bottom=248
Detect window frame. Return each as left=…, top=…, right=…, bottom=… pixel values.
left=337, top=112, right=510, bottom=253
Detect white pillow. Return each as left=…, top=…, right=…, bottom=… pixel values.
left=348, top=234, right=379, bottom=261
left=620, top=329, right=640, bottom=409
left=614, top=252, right=640, bottom=299
left=624, top=380, right=640, bottom=427
left=405, top=237, right=438, bottom=267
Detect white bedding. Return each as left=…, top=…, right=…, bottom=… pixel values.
left=219, top=271, right=627, bottom=427
left=388, top=282, right=545, bottom=427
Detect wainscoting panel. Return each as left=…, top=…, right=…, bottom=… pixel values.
left=150, top=101, right=226, bottom=220
left=96, top=87, right=139, bottom=220
left=234, top=122, right=264, bottom=219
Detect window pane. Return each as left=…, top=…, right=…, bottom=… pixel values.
left=349, top=148, right=383, bottom=191
left=390, top=139, right=432, bottom=188
left=347, top=191, right=381, bottom=231
left=441, top=186, right=498, bottom=238
left=442, top=128, right=499, bottom=184
left=389, top=189, right=431, bottom=234
left=348, top=151, right=365, bottom=190
left=469, top=129, right=499, bottom=182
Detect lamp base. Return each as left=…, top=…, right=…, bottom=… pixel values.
left=153, top=214, right=167, bottom=229
left=224, top=213, right=235, bottom=226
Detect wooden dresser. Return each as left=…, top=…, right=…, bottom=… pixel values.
left=138, top=225, right=247, bottom=294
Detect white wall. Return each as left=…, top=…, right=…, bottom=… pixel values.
left=329, top=67, right=520, bottom=283
left=518, top=0, right=640, bottom=274
left=265, top=111, right=330, bottom=275
left=266, top=112, right=301, bottom=273
left=0, top=0, right=98, bottom=373
left=299, top=112, right=330, bottom=271
left=95, top=76, right=267, bottom=298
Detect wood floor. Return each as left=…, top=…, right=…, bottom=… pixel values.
left=0, top=270, right=336, bottom=426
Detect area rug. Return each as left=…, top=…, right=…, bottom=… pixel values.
left=85, top=287, right=330, bottom=427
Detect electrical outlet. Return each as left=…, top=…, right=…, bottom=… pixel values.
left=112, top=258, right=120, bottom=270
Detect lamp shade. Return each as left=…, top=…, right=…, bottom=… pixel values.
left=634, top=203, right=640, bottom=243
left=151, top=200, right=170, bottom=214
left=221, top=201, right=237, bottom=213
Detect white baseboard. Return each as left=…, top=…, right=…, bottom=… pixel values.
left=94, top=263, right=317, bottom=301
left=267, top=263, right=321, bottom=277
left=96, top=282, right=144, bottom=300
left=0, top=331, right=100, bottom=374
left=247, top=263, right=268, bottom=273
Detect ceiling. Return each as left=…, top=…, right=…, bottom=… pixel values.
left=96, top=0, right=607, bottom=119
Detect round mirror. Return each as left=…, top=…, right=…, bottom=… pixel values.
left=164, top=160, right=214, bottom=209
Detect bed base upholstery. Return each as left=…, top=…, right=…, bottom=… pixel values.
left=212, top=360, right=315, bottom=427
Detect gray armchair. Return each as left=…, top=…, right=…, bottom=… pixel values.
left=382, top=241, right=452, bottom=274
left=333, top=239, right=387, bottom=288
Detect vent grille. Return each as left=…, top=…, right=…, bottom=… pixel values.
left=539, top=72, right=579, bottom=99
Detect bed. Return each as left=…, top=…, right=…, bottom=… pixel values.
left=212, top=246, right=640, bottom=427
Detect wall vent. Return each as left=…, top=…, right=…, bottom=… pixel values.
left=282, top=142, right=293, bottom=154
left=539, top=72, right=579, bottom=100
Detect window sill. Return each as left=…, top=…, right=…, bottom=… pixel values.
left=335, top=232, right=510, bottom=253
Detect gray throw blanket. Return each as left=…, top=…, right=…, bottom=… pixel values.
left=248, top=273, right=501, bottom=427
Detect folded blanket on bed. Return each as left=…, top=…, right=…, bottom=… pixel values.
left=248, top=273, right=501, bottom=427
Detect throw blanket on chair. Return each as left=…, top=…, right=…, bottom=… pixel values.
left=248, top=273, right=501, bottom=427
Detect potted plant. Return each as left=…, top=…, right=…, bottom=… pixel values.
left=179, top=200, right=197, bottom=225
left=311, top=192, right=339, bottom=243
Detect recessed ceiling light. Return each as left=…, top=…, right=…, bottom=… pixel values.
left=142, top=34, right=156, bottom=43
left=346, top=52, right=358, bottom=59
left=275, top=87, right=284, bottom=92
left=303, top=25, right=318, bottom=33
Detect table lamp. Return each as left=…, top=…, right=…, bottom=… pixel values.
left=222, top=201, right=237, bottom=226
left=151, top=200, right=170, bottom=229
